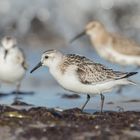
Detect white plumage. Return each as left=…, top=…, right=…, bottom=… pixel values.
left=0, top=36, right=27, bottom=94
left=31, top=49, right=137, bottom=112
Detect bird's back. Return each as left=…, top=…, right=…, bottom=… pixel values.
left=110, top=33, right=140, bottom=56
left=60, top=54, right=133, bottom=85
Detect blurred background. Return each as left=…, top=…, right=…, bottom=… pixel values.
left=0, top=0, right=140, bottom=111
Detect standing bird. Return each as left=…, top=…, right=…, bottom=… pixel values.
left=30, top=50, right=137, bottom=112
left=71, top=21, right=140, bottom=67
left=0, top=36, right=28, bottom=99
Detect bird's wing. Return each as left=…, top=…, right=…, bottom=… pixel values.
left=111, top=34, right=140, bottom=56
left=17, top=48, right=28, bottom=70
left=76, top=63, right=129, bottom=84
left=64, top=54, right=128, bottom=85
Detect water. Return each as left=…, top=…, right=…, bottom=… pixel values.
left=0, top=0, right=140, bottom=112
left=0, top=47, right=140, bottom=112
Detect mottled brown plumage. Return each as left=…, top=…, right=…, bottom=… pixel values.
left=111, top=34, right=140, bottom=56
left=72, top=21, right=140, bottom=66
left=60, top=54, right=131, bottom=84
left=85, top=21, right=140, bottom=56
left=31, top=49, right=137, bottom=112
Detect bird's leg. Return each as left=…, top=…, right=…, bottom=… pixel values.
left=81, top=94, right=90, bottom=111
left=16, top=82, right=21, bottom=93
left=100, top=93, right=105, bottom=114
left=14, top=82, right=21, bottom=102
left=116, top=86, right=123, bottom=94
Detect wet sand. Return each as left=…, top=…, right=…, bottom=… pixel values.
left=0, top=102, right=140, bottom=140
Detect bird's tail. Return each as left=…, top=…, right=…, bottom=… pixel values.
left=115, top=71, right=138, bottom=80
left=116, top=72, right=140, bottom=89
left=127, top=79, right=137, bottom=86
left=124, top=72, right=138, bottom=86
left=124, top=72, right=138, bottom=78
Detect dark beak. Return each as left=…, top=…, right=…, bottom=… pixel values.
left=4, top=49, right=8, bottom=59
left=30, top=62, right=42, bottom=73
left=70, top=30, right=86, bottom=43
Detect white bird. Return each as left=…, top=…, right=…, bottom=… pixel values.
left=30, top=50, right=137, bottom=112
left=0, top=36, right=28, bottom=98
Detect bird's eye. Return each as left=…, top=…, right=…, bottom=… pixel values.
left=45, top=56, right=48, bottom=59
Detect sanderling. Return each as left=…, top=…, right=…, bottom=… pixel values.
left=71, top=21, right=140, bottom=67
left=0, top=36, right=28, bottom=97
left=30, top=49, right=137, bottom=112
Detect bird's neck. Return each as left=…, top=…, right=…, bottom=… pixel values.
left=49, top=56, right=64, bottom=78
left=90, top=31, right=110, bottom=47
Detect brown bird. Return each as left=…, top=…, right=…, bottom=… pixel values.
left=71, top=21, right=140, bottom=67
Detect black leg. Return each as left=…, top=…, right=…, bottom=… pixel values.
left=100, top=93, right=105, bottom=113
left=81, top=94, right=90, bottom=111
left=14, top=82, right=21, bottom=102
left=116, top=86, right=124, bottom=94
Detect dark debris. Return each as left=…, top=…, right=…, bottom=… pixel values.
left=0, top=105, right=139, bottom=140
left=61, top=93, right=80, bottom=99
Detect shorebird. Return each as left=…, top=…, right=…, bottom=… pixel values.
left=0, top=36, right=28, bottom=97
left=71, top=21, right=140, bottom=67
left=30, top=50, right=137, bottom=112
